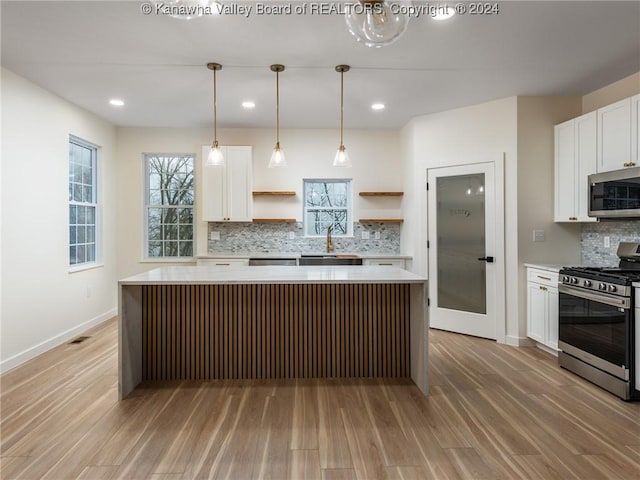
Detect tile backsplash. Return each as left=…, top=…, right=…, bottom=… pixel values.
left=581, top=220, right=640, bottom=266
left=207, top=222, right=401, bottom=255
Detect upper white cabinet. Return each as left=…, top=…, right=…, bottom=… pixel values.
left=597, top=97, right=634, bottom=172
left=201, top=146, right=253, bottom=222
left=632, top=94, right=640, bottom=167
left=554, top=112, right=597, bottom=222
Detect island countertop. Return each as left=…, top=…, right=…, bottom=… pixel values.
left=119, top=265, right=427, bottom=285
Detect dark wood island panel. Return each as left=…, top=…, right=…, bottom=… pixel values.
left=141, top=283, right=410, bottom=381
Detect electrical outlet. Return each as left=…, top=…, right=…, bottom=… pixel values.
left=533, top=230, right=545, bottom=242
left=288, top=232, right=295, bottom=240
left=374, top=231, right=381, bottom=240
left=604, top=236, right=610, bottom=248
left=210, top=231, right=220, bottom=241
left=361, top=231, right=370, bottom=240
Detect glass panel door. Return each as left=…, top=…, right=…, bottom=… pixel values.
left=436, top=174, right=486, bottom=314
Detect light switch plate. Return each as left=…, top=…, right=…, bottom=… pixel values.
left=532, top=230, right=545, bottom=242
left=210, top=231, right=220, bottom=241
left=374, top=231, right=381, bottom=240
left=604, top=236, right=610, bottom=248
left=361, top=231, right=370, bottom=240
left=288, top=232, right=295, bottom=240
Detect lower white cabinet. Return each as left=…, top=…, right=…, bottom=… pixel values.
left=196, top=258, right=249, bottom=267
left=363, top=258, right=405, bottom=269
left=635, top=288, right=639, bottom=394
left=527, top=267, right=559, bottom=352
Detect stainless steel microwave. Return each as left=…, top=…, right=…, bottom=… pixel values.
left=588, top=166, right=640, bottom=218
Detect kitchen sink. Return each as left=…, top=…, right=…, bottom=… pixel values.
left=298, top=254, right=362, bottom=266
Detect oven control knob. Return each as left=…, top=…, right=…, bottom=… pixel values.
left=562, top=275, right=569, bottom=283
left=570, top=277, right=579, bottom=285
left=608, top=284, right=617, bottom=293
left=583, top=280, right=592, bottom=287
left=599, top=283, right=607, bottom=291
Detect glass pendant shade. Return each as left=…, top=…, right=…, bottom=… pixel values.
left=333, top=145, right=351, bottom=167
left=269, top=142, right=287, bottom=168
left=345, top=0, right=410, bottom=48
left=207, top=142, right=224, bottom=166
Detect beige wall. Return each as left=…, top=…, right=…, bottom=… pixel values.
left=115, top=127, right=402, bottom=278
left=1, top=69, right=118, bottom=371
left=582, top=72, right=640, bottom=113
left=516, top=96, right=583, bottom=340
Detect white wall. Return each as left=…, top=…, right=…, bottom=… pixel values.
left=115, top=127, right=402, bottom=278
left=1, top=69, right=118, bottom=372
left=402, top=97, right=517, bottom=343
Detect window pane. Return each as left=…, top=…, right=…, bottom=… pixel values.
left=77, top=245, right=86, bottom=264
left=69, top=226, right=76, bottom=244
left=179, top=208, right=193, bottom=224
left=86, top=244, right=95, bottom=262
left=83, top=185, right=92, bottom=203
left=78, top=206, right=86, bottom=224
left=164, top=224, right=178, bottom=240
left=69, top=205, right=77, bottom=224
left=73, top=184, right=83, bottom=202
left=70, top=246, right=77, bottom=265
left=304, top=180, right=351, bottom=236
left=179, top=242, right=193, bottom=257
left=164, top=241, right=179, bottom=256
left=87, top=226, right=95, bottom=243
left=87, top=206, right=96, bottom=224
left=148, top=241, right=162, bottom=257
left=179, top=224, right=193, bottom=240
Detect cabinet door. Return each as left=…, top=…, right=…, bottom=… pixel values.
left=597, top=97, right=632, bottom=172
left=527, top=282, right=546, bottom=343
left=226, top=146, right=253, bottom=221
left=546, top=286, right=559, bottom=350
left=575, top=112, right=597, bottom=222
left=632, top=94, right=639, bottom=167
left=554, top=120, right=576, bottom=222
left=363, top=258, right=405, bottom=268
left=202, top=146, right=226, bottom=221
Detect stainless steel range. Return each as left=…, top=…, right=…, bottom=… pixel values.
left=558, top=242, right=640, bottom=401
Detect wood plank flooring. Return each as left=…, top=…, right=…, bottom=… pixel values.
left=1, top=318, right=639, bottom=479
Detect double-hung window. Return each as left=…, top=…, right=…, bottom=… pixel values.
left=303, top=179, right=352, bottom=236
left=69, top=137, right=98, bottom=267
left=144, top=154, right=195, bottom=258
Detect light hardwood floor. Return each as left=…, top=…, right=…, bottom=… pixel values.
left=1, top=317, right=639, bottom=479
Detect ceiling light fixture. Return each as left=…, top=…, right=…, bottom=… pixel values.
left=371, top=103, right=385, bottom=110
left=268, top=64, right=287, bottom=168
left=206, top=62, right=224, bottom=167
left=242, top=101, right=256, bottom=109
left=334, top=65, right=352, bottom=168
left=109, top=99, right=125, bottom=107
left=345, top=0, right=411, bottom=48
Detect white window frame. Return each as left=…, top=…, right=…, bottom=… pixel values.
left=303, top=178, right=353, bottom=237
left=68, top=136, right=100, bottom=272
left=143, top=153, right=196, bottom=261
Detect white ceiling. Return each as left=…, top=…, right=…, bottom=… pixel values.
left=2, top=1, right=639, bottom=129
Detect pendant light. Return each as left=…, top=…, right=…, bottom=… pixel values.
left=269, top=64, right=286, bottom=168
left=206, top=62, right=224, bottom=166
left=334, top=65, right=352, bottom=168
left=345, top=0, right=411, bottom=48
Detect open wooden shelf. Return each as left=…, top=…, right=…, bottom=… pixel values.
left=253, top=191, right=296, bottom=196
left=359, top=192, right=404, bottom=197
left=359, top=218, right=404, bottom=223
left=252, top=218, right=297, bottom=223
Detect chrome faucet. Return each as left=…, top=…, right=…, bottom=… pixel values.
left=326, top=225, right=334, bottom=253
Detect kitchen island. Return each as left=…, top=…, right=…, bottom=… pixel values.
left=119, top=266, right=428, bottom=399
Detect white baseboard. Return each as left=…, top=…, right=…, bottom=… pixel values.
left=505, top=335, right=535, bottom=347
left=0, top=308, right=116, bottom=374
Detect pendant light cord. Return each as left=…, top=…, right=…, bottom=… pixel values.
left=340, top=69, right=344, bottom=146
left=276, top=70, right=280, bottom=145
left=213, top=67, right=218, bottom=145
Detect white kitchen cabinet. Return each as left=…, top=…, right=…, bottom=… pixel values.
left=196, top=258, right=249, bottom=267
left=363, top=258, right=406, bottom=269
left=632, top=94, right=640, bottom=167
left=201, top=146, right=252, bottom=222
left=527, top=267, right=559, bottom=352
left=597, top=97, right=634, bottom=172
left=635, top=287, right=639, bottom=395
left=554, top=112, right=597, bottom=222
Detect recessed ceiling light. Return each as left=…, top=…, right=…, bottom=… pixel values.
left=242, top=101, right=256, bottom=109
left=433, top=6, right=455, bottom=21
left=371, top=103, right=385, bottom=111
left=109, top=99, right=125, bottom=106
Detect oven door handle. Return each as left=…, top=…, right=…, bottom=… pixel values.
left=559, top=284, right=631, bottom=309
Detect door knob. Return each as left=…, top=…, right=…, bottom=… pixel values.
left=477, top=256, right=494, bottom=263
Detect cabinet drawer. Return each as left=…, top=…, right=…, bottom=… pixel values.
left=363, top=258, right=405, bottom=268
left=197, top=258, right=249, bottom=267
left=527, top=269, right=559, bottom=288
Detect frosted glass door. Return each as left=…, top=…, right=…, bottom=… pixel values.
left=436, top=174, right=486, bottom=314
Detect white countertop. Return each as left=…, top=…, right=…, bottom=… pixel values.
left=197, top=253, right=413, bottom=259
left=524, top=263, right=568, bottom=273
left=120, top=265, right=427, bottom=285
